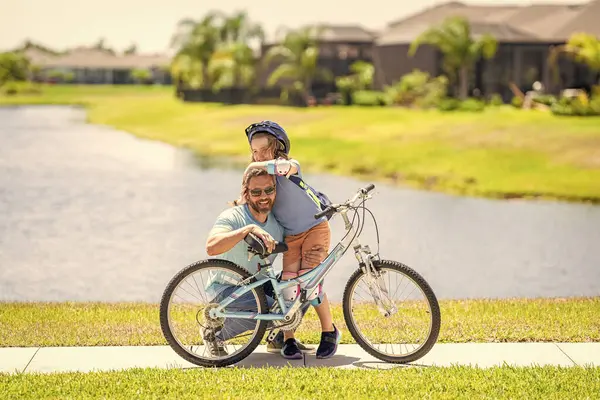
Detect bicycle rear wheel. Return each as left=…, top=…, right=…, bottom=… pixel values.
left=159, top=259, right=269, bottom=368
left=342, top=259, right=440, bottom=363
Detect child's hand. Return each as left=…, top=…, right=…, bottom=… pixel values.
left=275, top=159, right=298, bottom=178
left=285, top=163, right=298, bottom=178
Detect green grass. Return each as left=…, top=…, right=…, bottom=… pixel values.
left=2, top=84, right=600, bottom=203
left=2, top=366, right=599, bottom=399
left=1, top=298, right=598, bottom=347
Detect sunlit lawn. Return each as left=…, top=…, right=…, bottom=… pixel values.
left=2, top=84, right=600, bottom=202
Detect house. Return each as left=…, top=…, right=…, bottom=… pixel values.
left=258, top=24, right=376, bottom=96
left=24, top=47, right=172, bottom=84
left=374, top=0, right=600, bottom=99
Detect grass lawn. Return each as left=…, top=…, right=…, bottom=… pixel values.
left=2, top=366, right=599, bottom=399
left=1, top=84, right=600, bottom=203
left=1, top=298, right=598, bottom=347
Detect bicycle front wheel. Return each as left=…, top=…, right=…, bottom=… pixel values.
left=342, top=259, right=441, bottom=364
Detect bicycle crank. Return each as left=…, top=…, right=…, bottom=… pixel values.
left=275, top=310, right=303, bottom=331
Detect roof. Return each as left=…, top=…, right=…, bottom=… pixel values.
left=377, top=0, right=599, bottom=45
left=38, top=48, right=171, bottom=69
left=265, top=23, right=376, bottom=45
left=316, top=24, right=376, bottom=42
left=20, top=48, right=58, bottom=66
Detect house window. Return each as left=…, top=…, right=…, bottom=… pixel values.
left=347, top=46, right=359, bottom=58
left=319, top=45, right=333, bottom=57
left=337, top=45, right=349, bottom=59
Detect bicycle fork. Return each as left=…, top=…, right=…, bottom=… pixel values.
left=354, top=246, right=397, bottom=317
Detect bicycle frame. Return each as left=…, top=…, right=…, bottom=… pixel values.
left=210, top=204, right=372, bottom=322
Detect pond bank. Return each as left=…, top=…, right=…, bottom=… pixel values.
left=2, top=84, right=600, bottom=204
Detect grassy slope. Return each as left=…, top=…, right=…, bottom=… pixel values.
left=1, top=84, right=600, bottom=203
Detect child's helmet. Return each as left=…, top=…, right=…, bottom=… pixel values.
left=245, top=120, right=291, bottom=155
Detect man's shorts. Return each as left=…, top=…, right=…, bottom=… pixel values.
left=283, top=220, right=331, bottom=269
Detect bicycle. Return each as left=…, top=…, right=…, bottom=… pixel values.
left=159, top=183, right=441, bottom=368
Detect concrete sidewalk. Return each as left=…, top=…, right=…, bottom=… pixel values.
left=2, top=343, right=599, bottom=374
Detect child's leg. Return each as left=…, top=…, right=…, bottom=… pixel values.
left=281, top=232, right=305, bottom=341
left=297, top=221, right=334, bottom=333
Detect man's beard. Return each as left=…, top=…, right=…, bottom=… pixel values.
left=248, top=197, right=273, bottom=214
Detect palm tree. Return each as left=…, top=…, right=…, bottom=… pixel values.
left=220, top=11, right=264, bottom=44
left=548, top=33, right=600, bottom=85
left=264, top=26, right=333, bottom=103
left=209, top=43, right=257, bottom=90
left=170, top=12, right=223, bottom=89
left=409, top=16, right=497, bottom=99
left=209, top=11, right=264, bottom=90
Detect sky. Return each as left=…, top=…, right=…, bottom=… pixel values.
left=0, top=0, right=589, bottom=54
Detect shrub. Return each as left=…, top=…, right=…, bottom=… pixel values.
left=385, top=69, right=448, bottom=108
left=459, top=98, right=486, bottom=112
left=488, top=93, right=504, bottom=106
left=0, top=81, right=42, bottom=96
left=352, top=90, right=388, bottom=106
left=550, top=95, right=600, bottom=116
left=437, top=98, right=460, bottom=111
left=590, top=96, right=600, bottom=114
left=511, top=96, right=523, bottom=108
left=437, top=97, right=485, bottom=112
left=533, top=94, right=557, bottom=106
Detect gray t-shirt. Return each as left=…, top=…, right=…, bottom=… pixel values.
left=209, top=204, right=284, bottom=274
left=270, top=159, right=327, bottom=236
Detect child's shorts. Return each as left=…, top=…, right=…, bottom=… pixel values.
left=283, top=220, right=331, bottom=269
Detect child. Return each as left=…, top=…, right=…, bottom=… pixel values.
left=240, top=120, right=341, bottom=360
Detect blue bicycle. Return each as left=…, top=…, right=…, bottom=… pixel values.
left=159, top=184, right=441, bottom=367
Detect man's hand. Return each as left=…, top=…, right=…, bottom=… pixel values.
left=250, top=225, right=276, bottom=253
left=302, top=245, right=328, bottom=266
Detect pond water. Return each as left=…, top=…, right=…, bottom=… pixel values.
left=1, top=106, right=599, bottom=302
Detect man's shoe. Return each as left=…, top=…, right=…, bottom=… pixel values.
left=267, top=331, right=315, bottom=353
left=202, top=327, right=228, bottom=357
left=316, top=325, right=341, bottom=359
left=281, top=338, right=303, bottom=360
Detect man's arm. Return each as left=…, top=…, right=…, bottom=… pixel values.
left=205, top=225, right=254, bottom=256
left=206, top=223, right=277, bottom=256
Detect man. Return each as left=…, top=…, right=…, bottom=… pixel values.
left=204, top=167, right=322, bottom=357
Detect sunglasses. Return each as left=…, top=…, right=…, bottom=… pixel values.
left=249, top=186, right=275, bottom=197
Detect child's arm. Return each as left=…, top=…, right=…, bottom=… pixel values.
left=245, top=159, right=300, bottom=178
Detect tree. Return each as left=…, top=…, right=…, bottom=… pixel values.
left=264, top=26, right=333, bottom=103
left=209, top=11, right=264, bottom=90
left=170, top=12, right=223, bottom=89
left=93, top=37, right=116, bottom=55
left=549, top=33, right=600, bottom=85
left=0, top=52, right=31, bottom=85
left=124, top=43, right=137, bottom=55
left=409, top=16, right=497, bottom=99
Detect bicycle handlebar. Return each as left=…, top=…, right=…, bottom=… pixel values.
left=314, top=183, right=375, bottom=220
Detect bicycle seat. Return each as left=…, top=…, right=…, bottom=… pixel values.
left=244, top=232, right=288, bottom=258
